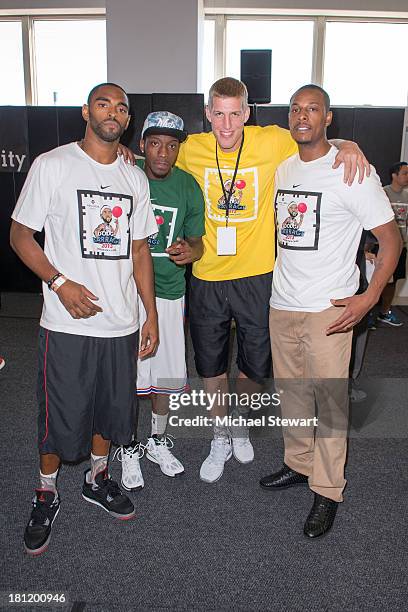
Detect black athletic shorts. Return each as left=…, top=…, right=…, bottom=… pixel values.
left=189, top=273, right=273, bottom=383
left=37, top=327, right=138, bottom=461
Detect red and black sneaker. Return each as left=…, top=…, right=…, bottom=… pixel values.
left=24, top=489, right=60, bottom=555
left=82, top=468, right=135, bottom=520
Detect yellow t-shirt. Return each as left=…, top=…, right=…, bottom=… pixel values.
left=176, top=125, right=297, bottom=281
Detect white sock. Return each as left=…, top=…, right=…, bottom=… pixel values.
left=39, top=468, right=59, bottom=494
left=151, top=413, right=168, bottom=437
left=88, top=453, right=108, bottom=483
left=213, top=425, right=229, bottom=439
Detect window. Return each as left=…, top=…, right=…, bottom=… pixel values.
left=0, top=21, right=25, bottom=105
left=33, top=19, right=107, bottom=106
left=201, top=18, right=215, bottom=98
left=205, top=14, right=408, bottom=107
left=0, top=15, right=106, bottom=106
left=225, top=19, right=314, bottom=104
left=324, top=21, right=408, bottom=106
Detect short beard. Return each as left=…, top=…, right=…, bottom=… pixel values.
left=89, top=115, right=125, bottom=143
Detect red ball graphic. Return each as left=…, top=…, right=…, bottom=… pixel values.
left=298, top=203, right=307, bottom=213
left=156, top=215, right=165, bottom=225
left=112, top=206, right=123, bottom=218
left=235, top=179, right=246, bottom=190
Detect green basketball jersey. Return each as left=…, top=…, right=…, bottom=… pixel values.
left=136, top=160, right=205, bottom=299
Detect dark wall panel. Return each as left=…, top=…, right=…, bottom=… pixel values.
left=0, top=174, right=15, bottom=290
left=352, top=107, right=404, bottom=186
left=121, top=94, right=152, bottom=155
left=256, top=105, right=288, bottom=129
left=27, top=106, right=58, bottom=161
left=327, top=107, right=354, bottom=141
left=0, top=173, right=17, bottom=291
left=0, top=173, right=41, bottom=292
left=0, top=172, right=16, bottom=212
left=152, top=94, right=204, bottom=135
left=57, top=107, right=85, bottom=146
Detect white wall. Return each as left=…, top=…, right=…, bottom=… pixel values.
left=106, top=0, right=204, bottom=94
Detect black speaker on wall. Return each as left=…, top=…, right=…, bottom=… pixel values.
left=240, top=49, right=272, bottom=104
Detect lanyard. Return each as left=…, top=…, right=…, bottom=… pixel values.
left=216, top=132, right=244, bottom=228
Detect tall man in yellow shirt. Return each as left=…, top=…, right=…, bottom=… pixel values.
left=175, top=77, right=370, bottom=484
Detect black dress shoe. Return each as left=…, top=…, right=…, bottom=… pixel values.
left=303, top=493, right=338, bottom=539
left=259, top=464, right=308, bottom=490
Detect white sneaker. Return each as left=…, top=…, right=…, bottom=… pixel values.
left=145, top=435, right=184, bottom=477
left=199, top=437, right=232, bottom=483
left=232, top=436, right=254, bottom=464
left=113, top=443, right=145, bottom=491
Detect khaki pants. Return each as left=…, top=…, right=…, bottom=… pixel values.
left=270, top=307, right=352, bottom=502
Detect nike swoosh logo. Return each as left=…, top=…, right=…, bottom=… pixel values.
left=293, top=184, right=301, bottom=188
left=100, top=185, right=111, bottom=190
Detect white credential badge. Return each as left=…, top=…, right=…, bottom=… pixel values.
left=217, top=226, right=236, bottom=255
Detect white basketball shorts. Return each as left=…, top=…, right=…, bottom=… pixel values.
left=137, top=295, right=187, bottom=395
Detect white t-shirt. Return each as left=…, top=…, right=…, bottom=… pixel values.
left=12, top=142, right=158, bottom=337
left=271, top=146, right=394, bottom=312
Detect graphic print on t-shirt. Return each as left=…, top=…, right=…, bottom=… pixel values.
left=204, top=167, right=258, bottom=223
left=147, top=200, right=178, bottom=257
left=275, top=189, right=321, bottom=250
left=391, top=203, right=408, bottom=241
left=77, top=189, right=132, bottom=259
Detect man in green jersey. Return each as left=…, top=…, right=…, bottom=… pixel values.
left=115, top=112, right=205, bottom=488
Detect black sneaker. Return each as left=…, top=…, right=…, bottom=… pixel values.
left=24, top=489, right=60, bottom=556
left=82, top=468, right=135, bottom=520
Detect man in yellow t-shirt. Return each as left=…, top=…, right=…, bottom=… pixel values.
left=176, top=79, right=297, bottom=484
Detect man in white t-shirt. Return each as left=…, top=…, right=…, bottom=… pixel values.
left=10, top=83, right=158, bottom=555
left=259, top=84, right=401, bottom=539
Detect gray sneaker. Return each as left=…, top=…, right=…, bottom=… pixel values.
left=199, top=438, right=232, bottom=483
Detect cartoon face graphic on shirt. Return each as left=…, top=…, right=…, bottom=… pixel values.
left=217, top=178, right=245, bottom=213
left=275, top=189, right=321, bottom=250
left=93, top=205, right=120, bottom=241
left=147, top=201, right=178, bottom=257
left=281, top=201, right=305, bottom=234
left=77, top=190, right=132, bottom=260
left=204, top=167, right=258, bottom=223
